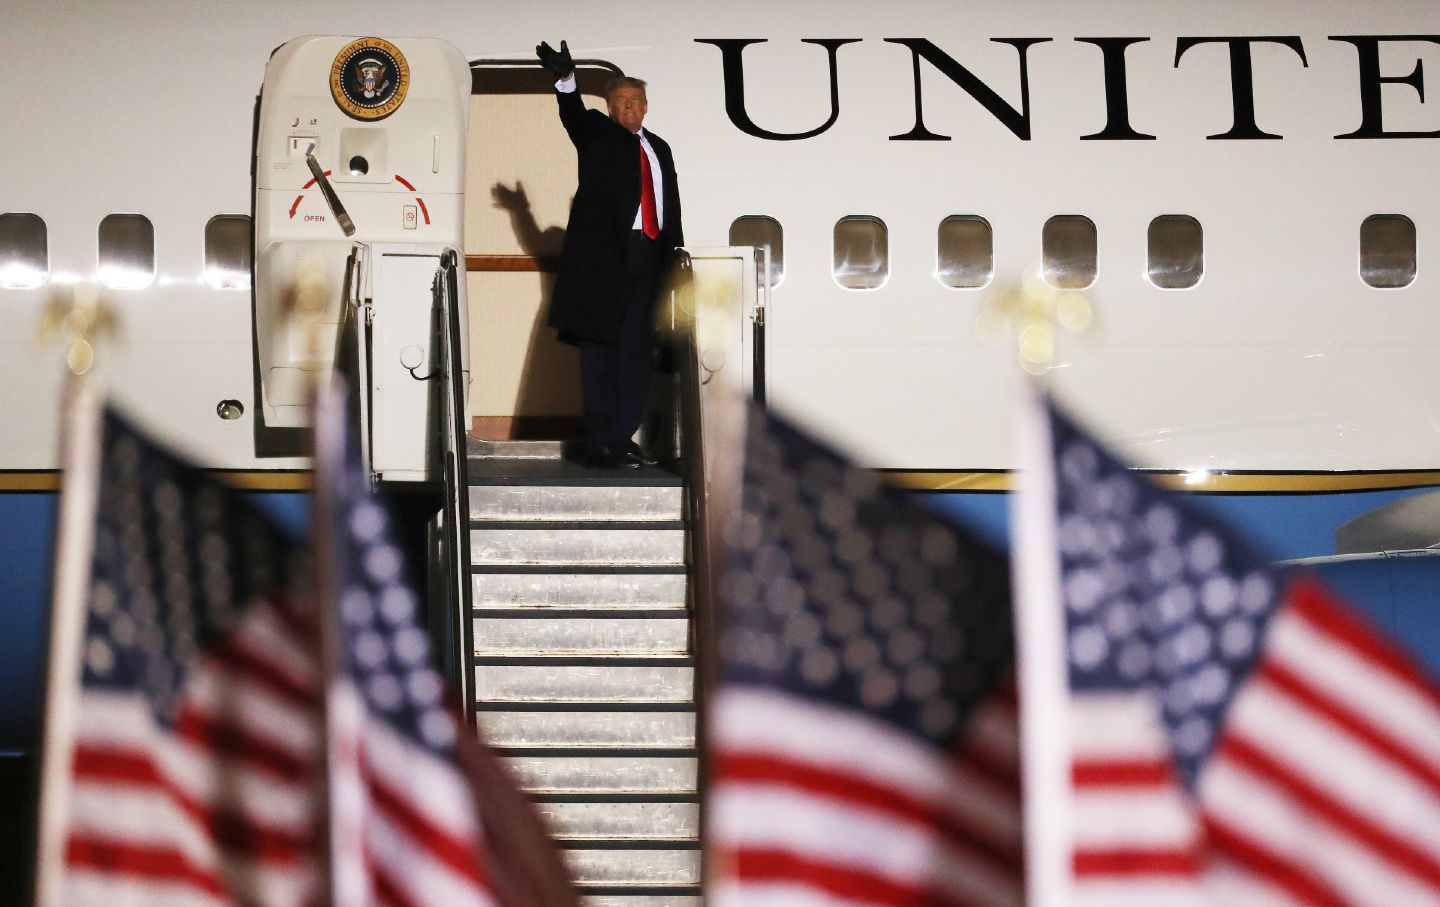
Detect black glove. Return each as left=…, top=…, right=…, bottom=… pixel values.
left=536, top=40, right=573, bottom=79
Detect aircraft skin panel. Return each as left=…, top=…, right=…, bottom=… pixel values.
left=2, top=0, right=1439, bottom=475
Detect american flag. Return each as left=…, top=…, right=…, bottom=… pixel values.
left=1023, top=395, right=1440, bottom=905
left=709, top=406, right=1023, bottom=907
left=311, top=381, right=498, bottom=907
left=60, top=408, right=323, bottom=906
left=50, top=392, right=551, bottom=907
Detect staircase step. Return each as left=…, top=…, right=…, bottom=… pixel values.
left=474, top=617, right=689, bottom=656
left=536, top=800, right=700, bottom=841
left=472, top=571, right=687, bottom=610
left=474, top=662, right=695, bottom=703
left=468, top=439, right=566, bottom=460
left=471, top=525, right=685, bottom=566
left=564, top=847, right=702, bottom=886
left=479, top=709, right=695, bottom=749
left=505, top=755, right=698, bottom=794
left=469, top=455, right=681, bottom=486
left=470, top=485, right=683, bottom=522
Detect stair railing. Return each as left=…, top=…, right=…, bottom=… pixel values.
left=434, top=250, right=476, bottom=718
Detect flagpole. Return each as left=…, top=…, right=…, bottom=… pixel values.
left=1012, top=382, right=1074, bottom=906
left=981, top=270, right=1092, bottom=905
left=32, top=288, right=109, bottom=907
left=312, top=376, right=366, bottom=907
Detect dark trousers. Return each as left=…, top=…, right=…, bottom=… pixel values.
left=579, top=231, right=663, bottom=451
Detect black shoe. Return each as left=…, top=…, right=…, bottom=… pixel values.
left=584, top=443, right=639, bottom=470
left=623, top=441, right=659, bottom=467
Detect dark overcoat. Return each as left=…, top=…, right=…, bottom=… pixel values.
left=548, top=88, right=684, bottom=345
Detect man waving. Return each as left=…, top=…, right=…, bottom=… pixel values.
left=536, top=40, right=685, bottom=469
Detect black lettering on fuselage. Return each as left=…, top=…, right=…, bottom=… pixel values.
left=693, top=38, right=859, bottom=140
left=884, top=38, right=1052, bottom=141
left=696, top=34, right=1439, bottom=143
left=1332, top=36, right=1440, bottom=139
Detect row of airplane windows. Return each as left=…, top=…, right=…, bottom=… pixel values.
left=0, top=211, right=1420, bottom=292
left=734, top=213, right=1420, bottom=292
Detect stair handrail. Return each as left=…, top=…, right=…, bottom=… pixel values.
left=435, top=250, right=476, bottom=718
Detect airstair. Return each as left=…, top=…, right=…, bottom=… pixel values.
left=467, top=442, right=701, bottom=904
left=318, top=240, right=757, bottom=904
left=250, top=36, right=765, bottom=904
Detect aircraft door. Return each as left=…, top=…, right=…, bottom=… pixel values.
left=463, top=64, right=618, bottom=440
left=677, top=246, right=766, bottom=403
left=253, top=35, right=471, bottom=443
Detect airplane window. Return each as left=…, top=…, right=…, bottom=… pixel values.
left=1147, top=215, right=1203, bottom=290
left=1360, top=214, right=1416, bottom=289
left=834, top=216, right=888, bottom=290
left=1042, top=215, right=1097, bottom=289
left=729, top=215, right=784, bottom=287
left=0, top=213, right=47, bottom=288
left=98, top=213, right=155, bottom=289
left=936, top=216, right=993, bottom=289
left=205, top=215, right=252, bottom=290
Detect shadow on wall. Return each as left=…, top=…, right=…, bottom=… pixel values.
left=489, top=179, right=577, bottom=438
left=470, top=65, right=621, bottom=441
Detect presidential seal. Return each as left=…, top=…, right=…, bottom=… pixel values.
left=330, top=37, right=409, bottom=121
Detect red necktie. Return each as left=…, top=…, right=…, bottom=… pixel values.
left=639, top=141, right=659, bottom=240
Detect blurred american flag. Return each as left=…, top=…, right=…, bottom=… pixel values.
left=312, top=383, right=496, bottom=907
left=50, top=391, right=568, bottom=907
left=1022, top=395, right=1440, bottom=906
left=61, top=408, right=321, bottom=906
left=709, top=406, right=1022, bottom=907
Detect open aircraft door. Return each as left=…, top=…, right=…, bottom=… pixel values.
left=251, top=34, right=471, bottom=480
left=251, top=36, right=476, bottom=693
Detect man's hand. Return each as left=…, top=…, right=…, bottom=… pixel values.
left=536, top=40, right=574, bottom=79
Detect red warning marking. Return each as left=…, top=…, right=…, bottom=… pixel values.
left=290, top=170, right=335, bottom=219
left=395, top=174, right=429, bottom=224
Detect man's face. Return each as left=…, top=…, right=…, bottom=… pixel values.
left=608, top=86, right=647, bottom=133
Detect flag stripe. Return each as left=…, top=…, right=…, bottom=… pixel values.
left=1204, top=753, right=1440, bottom=905
left=366, top=810, right=495, bottom=907
left=731, top=847, right=976, bottom=907
left=1257, top=659, right=1440, bottom=801
left=372, top=865, right=424, bottom=907
left=1230, top=675, right=1440, bottom=859
left=1288, top=579, right=1440, bottom=715
left=714, top=689, right=960, bottom=801
left=72, top=747, right=313, bottom=861
left=1268, top=609, right=1440, bottom=765
left=367, top=764, right=489, bottom=887
left=1204, top=815, right=1350, bottom=907
left=360, top=711, right=486, bottom=835
left=62, top=871, right=232, bottom=907
left=1072, top=848, right=1198, bottom=876
left=1216, top=734, right=1440, bottom=889
left=713, top=781, right=1022, bottom=907
left=718, top=751, right=1021, bottom=868
left=205, top=637, right=314, bottom=708
left=1073, top=758, right=1173, bottom=788
left=171, top=707, right=312, bottom=781
left=66, top=836, right=229, bottom=898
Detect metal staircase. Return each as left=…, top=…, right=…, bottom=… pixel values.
left=466, top=440, right=702, bottom=905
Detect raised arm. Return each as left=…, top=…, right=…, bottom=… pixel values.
left=536, top=40, right=588, bottom=147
